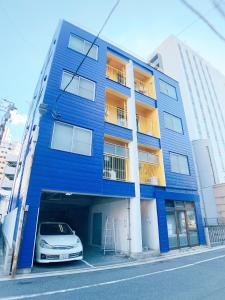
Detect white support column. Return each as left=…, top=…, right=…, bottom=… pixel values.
left=126, top=60, right=143, bottom=254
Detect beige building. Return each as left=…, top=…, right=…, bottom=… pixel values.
left=214, top=183, right=225, bottom=222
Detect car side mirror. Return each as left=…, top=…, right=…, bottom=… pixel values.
left=72, top=230, right=75, bottom=235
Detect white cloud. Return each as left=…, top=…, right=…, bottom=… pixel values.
left=10, top=110, right=27, bottom=125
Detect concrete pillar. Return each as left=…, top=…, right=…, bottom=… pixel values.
left=3, top=244, right=13, bottom=275
left=204, top=227, right=211, bottom=247
left=126, top=60, right=142, bottom=254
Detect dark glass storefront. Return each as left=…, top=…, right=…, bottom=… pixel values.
left=166, top=201, right=199, bottom=249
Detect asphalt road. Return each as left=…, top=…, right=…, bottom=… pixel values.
left=1, top=248, right=225, bottom=300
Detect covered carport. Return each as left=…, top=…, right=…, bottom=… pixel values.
left=32, top=191, right=131, bottom=273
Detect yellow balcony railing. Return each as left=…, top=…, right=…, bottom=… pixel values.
left=135, top=78, right=155, bottom=98
left=105, top=104, right=127, bottom=127
left=136, top=115, right=158, bottom=137
left=103, top=142, right=129, bottom=181
left=106, top=65, right=126, bottom=86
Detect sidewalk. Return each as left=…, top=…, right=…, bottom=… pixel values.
left=1, top=244, right=225, bottom=281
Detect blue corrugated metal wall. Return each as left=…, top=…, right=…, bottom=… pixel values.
left=10, top=20, right=205, bottom=269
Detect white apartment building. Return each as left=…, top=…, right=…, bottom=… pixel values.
left=0, top=129, right=20, bottom=220
left=149, top=35, right=225, bottom=224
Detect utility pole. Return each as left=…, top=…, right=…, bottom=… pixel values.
left=0, top=99, right=17, bottom=144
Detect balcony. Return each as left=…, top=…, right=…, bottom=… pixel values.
left=106, top=54, right=127, bottom=86
left=105, top=89, right=128, bottom=128
left=138, top=147, right=165, bottom=186
left=103, top=140, right=129, bottom=182
left=4, top=165, right=15, bottom=180
left=136, top=103, right=160, bottom=138
left=134, top=68, right=156, bottom=99
left=6, top=153, right=17, bottom=167
left=1, top=177, right=13, bottom=190
left=106, top=65, right=126, bottom=86
left=105, top=104, right=127, bottom=127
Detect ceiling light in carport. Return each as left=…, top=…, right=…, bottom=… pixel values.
left=65, top=193, right=72, bottom=196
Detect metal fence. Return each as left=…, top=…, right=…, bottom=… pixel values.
left=207, top=225, right=225, bottom=246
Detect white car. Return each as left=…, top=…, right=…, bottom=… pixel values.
left=35, top=222, right=83, bottom=263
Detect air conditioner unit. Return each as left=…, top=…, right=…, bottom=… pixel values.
left=108, top=170, right=117, bottom=180
left=147, top=177, right=159, bottom=185
left=146, top=130, right=153, bottom=136
left=104, top=170, right=117, bottom=180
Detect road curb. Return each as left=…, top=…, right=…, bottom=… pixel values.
left=1, top=245, right=225, bottom=282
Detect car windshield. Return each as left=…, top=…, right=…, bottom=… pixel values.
left=40, top=223, right=73, bottom=235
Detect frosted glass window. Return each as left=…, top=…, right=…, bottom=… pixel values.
left=170, top=153, right=179, bottom=173
left=83, top=40, right=98, bottom=60
left=159, top=80, right=177, bottom=100
left=104, top=143, right=128, bottom=158
left=61, top=71, right=95, bottom=101
left=104, top=143, right=115, bottom=155
left=179, top=155, right=190, bottom=175
left=68, top=34, right=98, bottom=60
left=79, top=77, right=95, bottom=100
left=164, top=112, right=183, bottom=134
left=170, top=152, right=190, bottom=175
left=68, top=35, right=84, bottom=53
left=51, top=122, right=73, bottom=152
left=72, top=127, right=92, bottom=156
left=51, top=122, right=92, bottom=156
left=61, top=71, right=79, bottom=94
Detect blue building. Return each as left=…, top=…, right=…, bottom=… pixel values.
left=9, top=20, right=205, bottom=272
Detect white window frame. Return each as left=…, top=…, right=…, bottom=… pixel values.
left=51, top=121, right=92, bottom=156
left=164, top=112, right=183, bottom=134
left=61, top=70, right=95, bottom=101
left=68, top=34, right=98, bottom=60
left=169, top=152, right=190, bottom=175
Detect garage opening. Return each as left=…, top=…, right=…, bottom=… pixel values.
left=38, top=193, right=92, bottom=247
left=33, top=191, right=130, bottom=271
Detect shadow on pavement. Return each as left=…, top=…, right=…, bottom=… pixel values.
left=32, top=246, right=134, bottom=273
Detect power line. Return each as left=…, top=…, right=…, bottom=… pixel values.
left=53, top=0, right=120, bottom=115
left=212, top=0, right=225, bottom=19
left=176, top=5, right=216, bottom=37
left=180, top=0, right=225, bottom=42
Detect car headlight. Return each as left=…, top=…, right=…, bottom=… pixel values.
left=76, top=237, right=81, bottom=244
left=40, top=240, right=53, bottom=249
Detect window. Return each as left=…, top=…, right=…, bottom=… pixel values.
left=40, top=223, right=73, bottom=235
left=164, top=112, right=183, bottom=134
left=61, top=71, right=95, bottom=101
left=159, top=80, right=177, bottom=99
left=104, top=142, right=128, bottom=158
left=166, top=200, right=199, bottom=249
left=170, top=152, right=190, bottom=175
left=51, top=122, right=92, bottom=156
left=103, top=142, right=128, bottom=181
left=68, top=34, right=98, bottom=60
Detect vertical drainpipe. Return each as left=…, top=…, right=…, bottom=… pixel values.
left=11, top=125, right=39, bottom=277
left=126, top=60, right=143, bottom=255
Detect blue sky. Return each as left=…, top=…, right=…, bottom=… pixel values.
left=0, top=0, right=225, bottom=141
